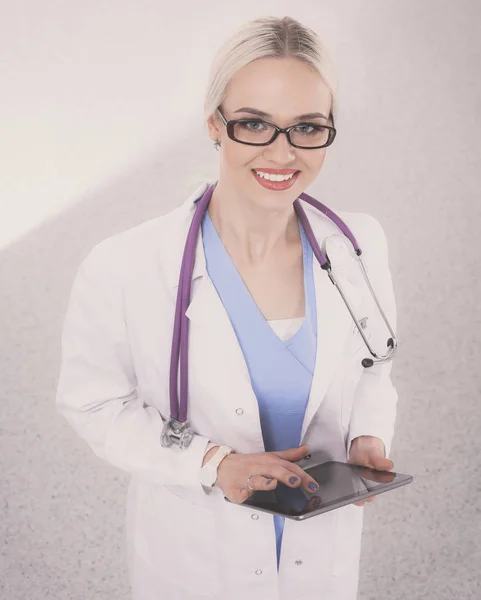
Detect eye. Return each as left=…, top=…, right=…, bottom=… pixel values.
left=238, top=120, right=268, bottom=131
left=295, top=123, right=323, bottom=135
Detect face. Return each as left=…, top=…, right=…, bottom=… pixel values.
left=207, top=56, right=333, bottom=211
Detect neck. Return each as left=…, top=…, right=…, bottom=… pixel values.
left=208, top=182, right=300, bottom=265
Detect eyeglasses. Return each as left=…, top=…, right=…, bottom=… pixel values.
left=215, top=106, right=336, bottom=150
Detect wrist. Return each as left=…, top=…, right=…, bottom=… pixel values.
left=200, top=445, right=235, bottom=490
left=215, top=451, right=234, bottom=483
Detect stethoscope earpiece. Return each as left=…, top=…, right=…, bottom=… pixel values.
left=362, top=338, right=396, bottom=368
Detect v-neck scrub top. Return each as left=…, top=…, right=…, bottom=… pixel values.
left=200, top=204, right=318, bottom=571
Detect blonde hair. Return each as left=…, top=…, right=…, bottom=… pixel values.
left=203, top=15, right=338, bottom=128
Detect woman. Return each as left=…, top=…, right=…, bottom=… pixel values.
left=56, top=16, right=398, bottom=600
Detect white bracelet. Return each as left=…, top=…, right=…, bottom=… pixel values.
left=205, top=441, right=219, bottom=455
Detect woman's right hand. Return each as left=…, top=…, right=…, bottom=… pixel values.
left=214, top=444, right=320, bottom=504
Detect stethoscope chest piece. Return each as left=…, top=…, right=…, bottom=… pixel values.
left=161, top=417, right=195, bottom=450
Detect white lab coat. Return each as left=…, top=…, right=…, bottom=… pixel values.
left=56, top=181, right=398, bottom=600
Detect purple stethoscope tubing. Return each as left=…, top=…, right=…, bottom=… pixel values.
left=162, top=182, right=397, bottom=448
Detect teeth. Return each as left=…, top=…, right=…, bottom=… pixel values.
left=254, top=170, right=296, bottom=182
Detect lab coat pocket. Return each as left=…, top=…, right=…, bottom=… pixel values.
left=332, top=503, right=364, bottom=577
left=133, top=481, right=220, bottom=594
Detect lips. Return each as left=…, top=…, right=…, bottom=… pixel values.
left=252, top=169, right=300, bottom=175
left=252, top=168, right=300, bottom=190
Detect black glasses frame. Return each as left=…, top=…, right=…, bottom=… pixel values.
left=215, top=106, right=337, bottom=149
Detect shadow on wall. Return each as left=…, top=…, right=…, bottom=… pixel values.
left=0, top=130, right=219, bottom=600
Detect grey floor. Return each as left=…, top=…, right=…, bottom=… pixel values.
left=1, top=1, right=481, bottom=598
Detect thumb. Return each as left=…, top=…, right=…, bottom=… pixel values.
left=271, top=445, right=309, bottom=458
left=370, top=453, right=394, bottom=471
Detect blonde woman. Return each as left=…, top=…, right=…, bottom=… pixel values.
left=56, top=15, right=397, bottom=600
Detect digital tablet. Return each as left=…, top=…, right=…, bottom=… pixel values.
left=224, top=460, right=413, bottom=521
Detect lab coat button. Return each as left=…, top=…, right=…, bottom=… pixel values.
left=295, top=560, right=303, bottom=566
left=251, top=514, right=259, bottom=520
left=255, top=569, right=263, bottom=575
left=235, top=408, right=244, bottom=415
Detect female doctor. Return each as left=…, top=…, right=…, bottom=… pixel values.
left=56, top=15, right=398, bottom=600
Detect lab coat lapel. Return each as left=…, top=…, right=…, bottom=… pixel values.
left=185, top=269, right=266, bottom=449
left=299, top=250, right=352, bottom=440
left=162, top=184, right=264, bottom=450
left=299, top=204, right=365, bottom=440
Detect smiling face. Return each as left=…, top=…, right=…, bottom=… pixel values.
left=207, top=56, right=334, bottom=211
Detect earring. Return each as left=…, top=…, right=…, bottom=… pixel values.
left=214, top=141, right=221, bottom=151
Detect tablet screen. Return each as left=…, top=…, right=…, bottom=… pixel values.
left=227, top=461, right=413, bottom=520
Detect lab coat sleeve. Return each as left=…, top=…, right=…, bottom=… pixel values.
left=55, top=241, right=211, bottom=490
left=346, top=215, right=398, bottom=460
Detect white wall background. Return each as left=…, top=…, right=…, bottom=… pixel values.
left=1, top=1, right=480, bottom=599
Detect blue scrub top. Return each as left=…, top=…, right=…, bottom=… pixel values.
left=200, top=204, right=318, bottom=571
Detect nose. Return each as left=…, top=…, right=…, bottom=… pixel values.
left=266, top=129, right=296, bottom=161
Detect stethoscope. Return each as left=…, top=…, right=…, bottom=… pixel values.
left=161, top=182, right=398, bottom=450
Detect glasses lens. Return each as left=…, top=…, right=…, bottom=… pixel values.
left=233, top=121, right=276, bottom=144
left=233, top=120, right=332, bottom=148
left=290, top=124, right=331, bottom=148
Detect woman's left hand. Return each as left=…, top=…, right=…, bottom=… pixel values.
left=347, top=435, right=394, bottom=507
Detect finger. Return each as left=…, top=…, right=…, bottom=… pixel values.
left=278, top=461, right=319, bottom=493
left=263, top=476, right=278, bottom=489
left=302, top=477, right=320, bottom=494
left=267, top=464, right=307, bottom=489
left=233, top=487, right=251, bottom=504
left=246, top=473, right=278, bottom=493
left=269, top=445, right=308, bottom=458
left=347, top=456, right=375, bottom=469
left=270, top=445, right=309, bottom=460
left=371, top=455, right=394, bottom=471
left=241, top=475, right=258, bottom=497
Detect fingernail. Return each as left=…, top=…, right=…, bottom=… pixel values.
left=266, top=479, right=273, bottom=484
left=308, top=482, right=319, bottom=491
left=289, top=476, right=298, bottom=484
left=313, top=499, right=321, bottom=508
left=390, top=461, right=394, bottom=469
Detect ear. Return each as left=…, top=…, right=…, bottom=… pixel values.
left=207, top=114, right=221, bottom=143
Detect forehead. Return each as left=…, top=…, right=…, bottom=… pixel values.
left=224, top=57, right=331, bottom=118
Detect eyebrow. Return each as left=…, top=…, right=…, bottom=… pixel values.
left=233, top=106, right=328, bottom=121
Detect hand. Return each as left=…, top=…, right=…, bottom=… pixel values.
left=213, top=445, right=321, bottom=505
left=347, top=436, right=394, bottom=507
